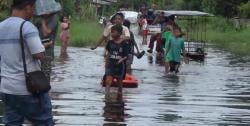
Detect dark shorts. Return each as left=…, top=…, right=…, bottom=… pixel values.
left=169, top=61, right=180, bottom=72
left=105, top=63, right=126, bottom=80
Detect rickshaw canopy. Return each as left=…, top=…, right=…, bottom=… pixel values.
left=155, top=10, right=213, bottom=17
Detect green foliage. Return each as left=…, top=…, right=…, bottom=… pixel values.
left=239, top=1, right=250, bottom=18
left=57, top=0, right=98, bottom=22
left=165, top=0, right=183, bottom=10
left=208, top=17, right=235, bottom=32
left=182, top=0, right=203, bottom=10
left=202, top=0, right=216, bottom=14
left=202, top=0, right=248, bottom=18
left=57, top=0, right=76, bottom=16
left=0, top=11, right=8, bottom=21
left=0, top=0, right=10, bottom=10
left=207, top=27, right=250, bottom=55
left=82, top=4, right=97, bottom=21
left=65, top=20, right=102, bottom=47
left=153, top=0, right=168, bottom=9
left=0, top=0, right=11, bottom=20
left=129, top=0, right=150, bottom=10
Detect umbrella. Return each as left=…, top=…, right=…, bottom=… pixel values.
left=35, top=0, right=62, bottom=16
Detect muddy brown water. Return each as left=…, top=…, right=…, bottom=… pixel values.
left=0, top=27, right=250, bottom=126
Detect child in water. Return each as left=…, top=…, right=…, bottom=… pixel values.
left=60, top=15, right=70, bottom=55
left=162, top=24, right=173, bottom=72
left=105, top=24, right=129, bottom=101
left=165, top=26, right=187, bottom=73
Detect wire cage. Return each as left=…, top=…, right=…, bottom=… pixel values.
left=161, top=10, right=213, bottom=61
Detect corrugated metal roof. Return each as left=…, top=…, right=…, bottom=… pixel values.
left=155, top=10, right=213, bottom=16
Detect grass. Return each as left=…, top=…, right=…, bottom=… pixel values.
left=179, top=16, right=250, bottom=56
left=206, top=25, right=250, bottom=56
left=57, top=20, right=103, bottom=47
left=0, top=11, right=103, bottom=47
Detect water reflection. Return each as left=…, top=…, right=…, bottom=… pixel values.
left=156, top=74, right=182, bottom=123
left=147, top=55, right=164, bottom=65
left=103, top=90, right=126, bottom=126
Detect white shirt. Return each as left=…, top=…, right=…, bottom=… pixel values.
left=0, top=17, right=45, bottom=95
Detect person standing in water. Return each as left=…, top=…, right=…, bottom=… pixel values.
left=162, top=24, right=174, bottom=72
left=165, top=26, right=188, bottom=73
left=0, top=0, right=54, bottom=125
left=59, top=15, right=70, bottom=55
left=104, top=24, right=129, bottom=101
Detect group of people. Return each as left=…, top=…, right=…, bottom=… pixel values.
left=91, top=10, right=188, bottom=105
left=0, top=0, right=188, bottom=125
left=91, top=12, right=145, bottom=102
left=0, top=0, right=71, bottom=125
left=138, top=9, right=188, bottom=73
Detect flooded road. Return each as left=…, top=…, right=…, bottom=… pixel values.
left=48, top=46, right=250, bottom=126
left=1, top=27, right=250, bottom=126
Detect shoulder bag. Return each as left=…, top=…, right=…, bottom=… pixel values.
left=19, top=21, right=51, bottom=95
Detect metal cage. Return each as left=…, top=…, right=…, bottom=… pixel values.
left=159, top=10, right=213, bottom=61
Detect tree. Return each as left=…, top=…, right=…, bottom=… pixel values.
left=165, top=0, right=184, bottom=10
left=202, top=0, right=248, bottom=18
left=57, top=0, right=97, bottom=21
left=182, top=0, right=203, bottom=10
left=239, top=1, right=250, bottom=18
left=0, top=0, right=12, bottom=10
left=0, top=0, right=12, bottom=20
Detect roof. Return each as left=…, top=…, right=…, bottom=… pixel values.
left=155, top=10, right=213, bottom=17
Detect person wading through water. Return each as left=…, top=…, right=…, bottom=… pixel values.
left=0, top=0, right=54, bottom=125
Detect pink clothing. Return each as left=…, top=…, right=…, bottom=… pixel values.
left=142, top=19, right=148, bottom=30
left=60, top=22, right=70, bottom=42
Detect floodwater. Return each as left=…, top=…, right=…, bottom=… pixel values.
left=1, top=27, right=250, bottom=126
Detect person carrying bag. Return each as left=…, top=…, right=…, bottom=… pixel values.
left=20, top=21, right=51, bottom=95
left=0, top=0, right=54, bottom=125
